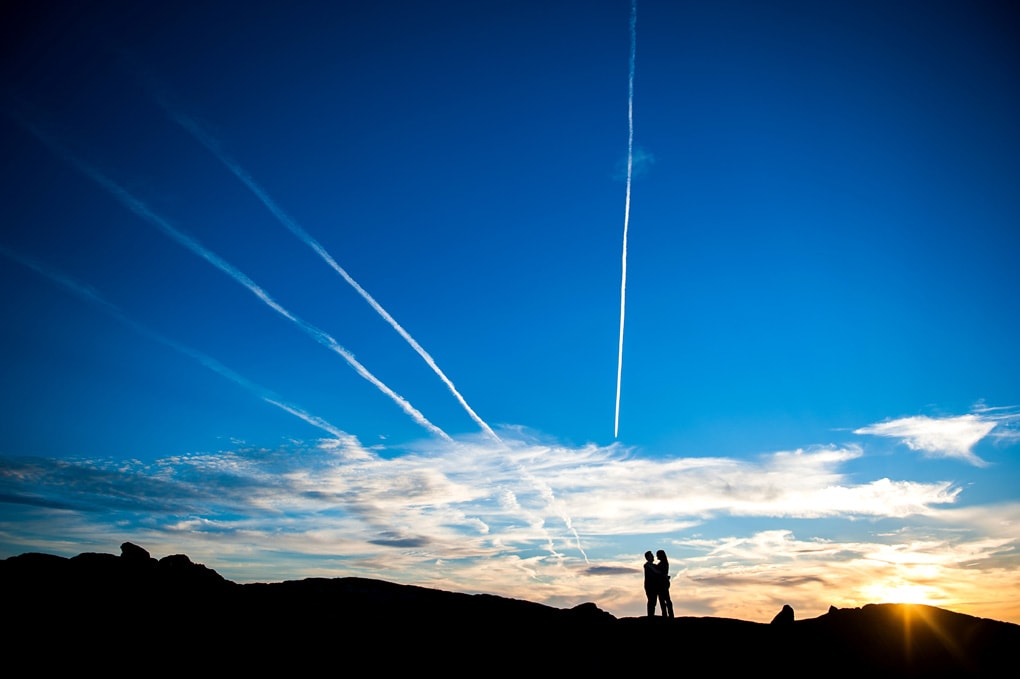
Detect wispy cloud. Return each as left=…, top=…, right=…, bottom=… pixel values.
left=8, top=441, right=946, bottom=535
left=854, top=413, right=1003, bottom=466
left=0, top=434, right=976, bottom=612
left=614, top=146, right=655, bottom=181
left=973, top=403, right=1020, bottom=446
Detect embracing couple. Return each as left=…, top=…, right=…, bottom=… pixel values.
left=643, top=550, right=674, bottom=618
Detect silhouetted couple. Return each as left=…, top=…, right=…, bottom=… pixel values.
left=643, top=550, right=673, bottom=618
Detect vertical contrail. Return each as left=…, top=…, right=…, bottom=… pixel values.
left=615, top=0, right=637, bottom=438
left=0, top=245, right=368, bottom=454
left=14, top=113, right=452, bottom=442
left=162, top=109, right=501, bottom=444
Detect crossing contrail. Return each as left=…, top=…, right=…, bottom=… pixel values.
left=508, top=450, right=589, bottom=563
left=159, top=107, right=501, bottom=444
left=14, top=113, right=452, bottom=442
left=615, top=0, right=637, bottom=438
left=0, top=245, right=366, bottom=451
left=13, top=95, right=585, bottom=559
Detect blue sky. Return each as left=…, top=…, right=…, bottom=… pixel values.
left=2, top=1, right=1019, bottom=622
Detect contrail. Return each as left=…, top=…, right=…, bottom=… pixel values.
left=537, top=479, right=589, bottom=563
left=14, top=96, right=586, bottom=559
left=14, top=113, right=452, bottom=442
left=614, top=0, right=637, bottom=438
left=159, top=106, right=500, bottom=443
left=0, top=245, right=367, bottom=452
left=509, top=452, right=589, bottom=563
left=13, top=100, right=586, bottom=559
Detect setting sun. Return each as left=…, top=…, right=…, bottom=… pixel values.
left=862, top=581, right=938, bottom=606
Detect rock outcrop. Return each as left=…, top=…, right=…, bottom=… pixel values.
left=771, top=603, right=795, bottom=624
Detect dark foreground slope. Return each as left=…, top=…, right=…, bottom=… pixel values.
left=3, top=543, right=1017, bottom=675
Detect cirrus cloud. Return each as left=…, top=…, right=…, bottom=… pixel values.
left=854, top=414, right=1000, bottom=466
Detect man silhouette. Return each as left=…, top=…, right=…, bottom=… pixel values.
left=643, top=551, right=661, bottom=616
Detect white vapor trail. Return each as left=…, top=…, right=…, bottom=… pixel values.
left=165, top=111, right=501, bottom=443
left=15, top=115, right=451, bottom=442
left=0, top=245, right=365, bottom=451
left=161, top=100, right=585, bottom=558
left=506, top=448, right=589, bottom=563
left=615, top=0, right=637, bottom=439
left=14, top=97, right=585, bottom=560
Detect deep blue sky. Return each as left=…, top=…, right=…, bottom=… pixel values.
left=2, top=1, right=1019, bottom=622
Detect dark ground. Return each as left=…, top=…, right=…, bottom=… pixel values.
left=3, top=543, right=1017, bottom=675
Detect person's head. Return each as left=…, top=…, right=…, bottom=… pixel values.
left=656, top=549, right=667, bottom=561
left=644, top=551, right=654, bottom=562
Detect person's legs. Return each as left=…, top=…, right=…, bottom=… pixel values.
left=645, top=588, right=657, bottom=616
left=659, top=590, right=674, bottom=618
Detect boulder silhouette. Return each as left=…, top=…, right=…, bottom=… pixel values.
left=771, top=603, right=795, bottom=624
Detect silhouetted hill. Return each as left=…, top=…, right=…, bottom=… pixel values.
left=3, top=543, right=1017, bottom=675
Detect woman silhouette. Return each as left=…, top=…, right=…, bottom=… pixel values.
left=655, top=549, right=674, bottom=618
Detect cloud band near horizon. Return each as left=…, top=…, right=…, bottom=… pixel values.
left=1, top=408, right=1016, bottom=622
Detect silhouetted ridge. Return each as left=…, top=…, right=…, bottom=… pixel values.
left=3, top=543, right=1017, bottom=675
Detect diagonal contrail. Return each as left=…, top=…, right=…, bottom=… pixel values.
left=162, top=108, right=501, bottom=444
left=12, top=98, right=587, bottom=559
left=0, top=245, right=368, bottom=453
left=615, top=0, right=637, bottom=438
left=14, top=113, right=452, bottom=442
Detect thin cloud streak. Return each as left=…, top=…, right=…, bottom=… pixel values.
left=614, top=0, right=637, bottom=438
left=12, top=110, right=451, bottom=442
left=0, top=245, right=361, bottom=450
left=163, top=106, right=499, bottom=442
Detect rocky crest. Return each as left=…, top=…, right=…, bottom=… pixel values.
left=3, top=543, right=1017, bottom=675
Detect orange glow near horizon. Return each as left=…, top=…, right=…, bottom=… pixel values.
left=861, top=581, right=939, bottom=607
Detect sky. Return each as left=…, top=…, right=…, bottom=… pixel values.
left=2, top=0, right=1019, bottom=623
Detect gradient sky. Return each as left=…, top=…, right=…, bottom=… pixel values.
left=2, top=1, right=1019, bottom=623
